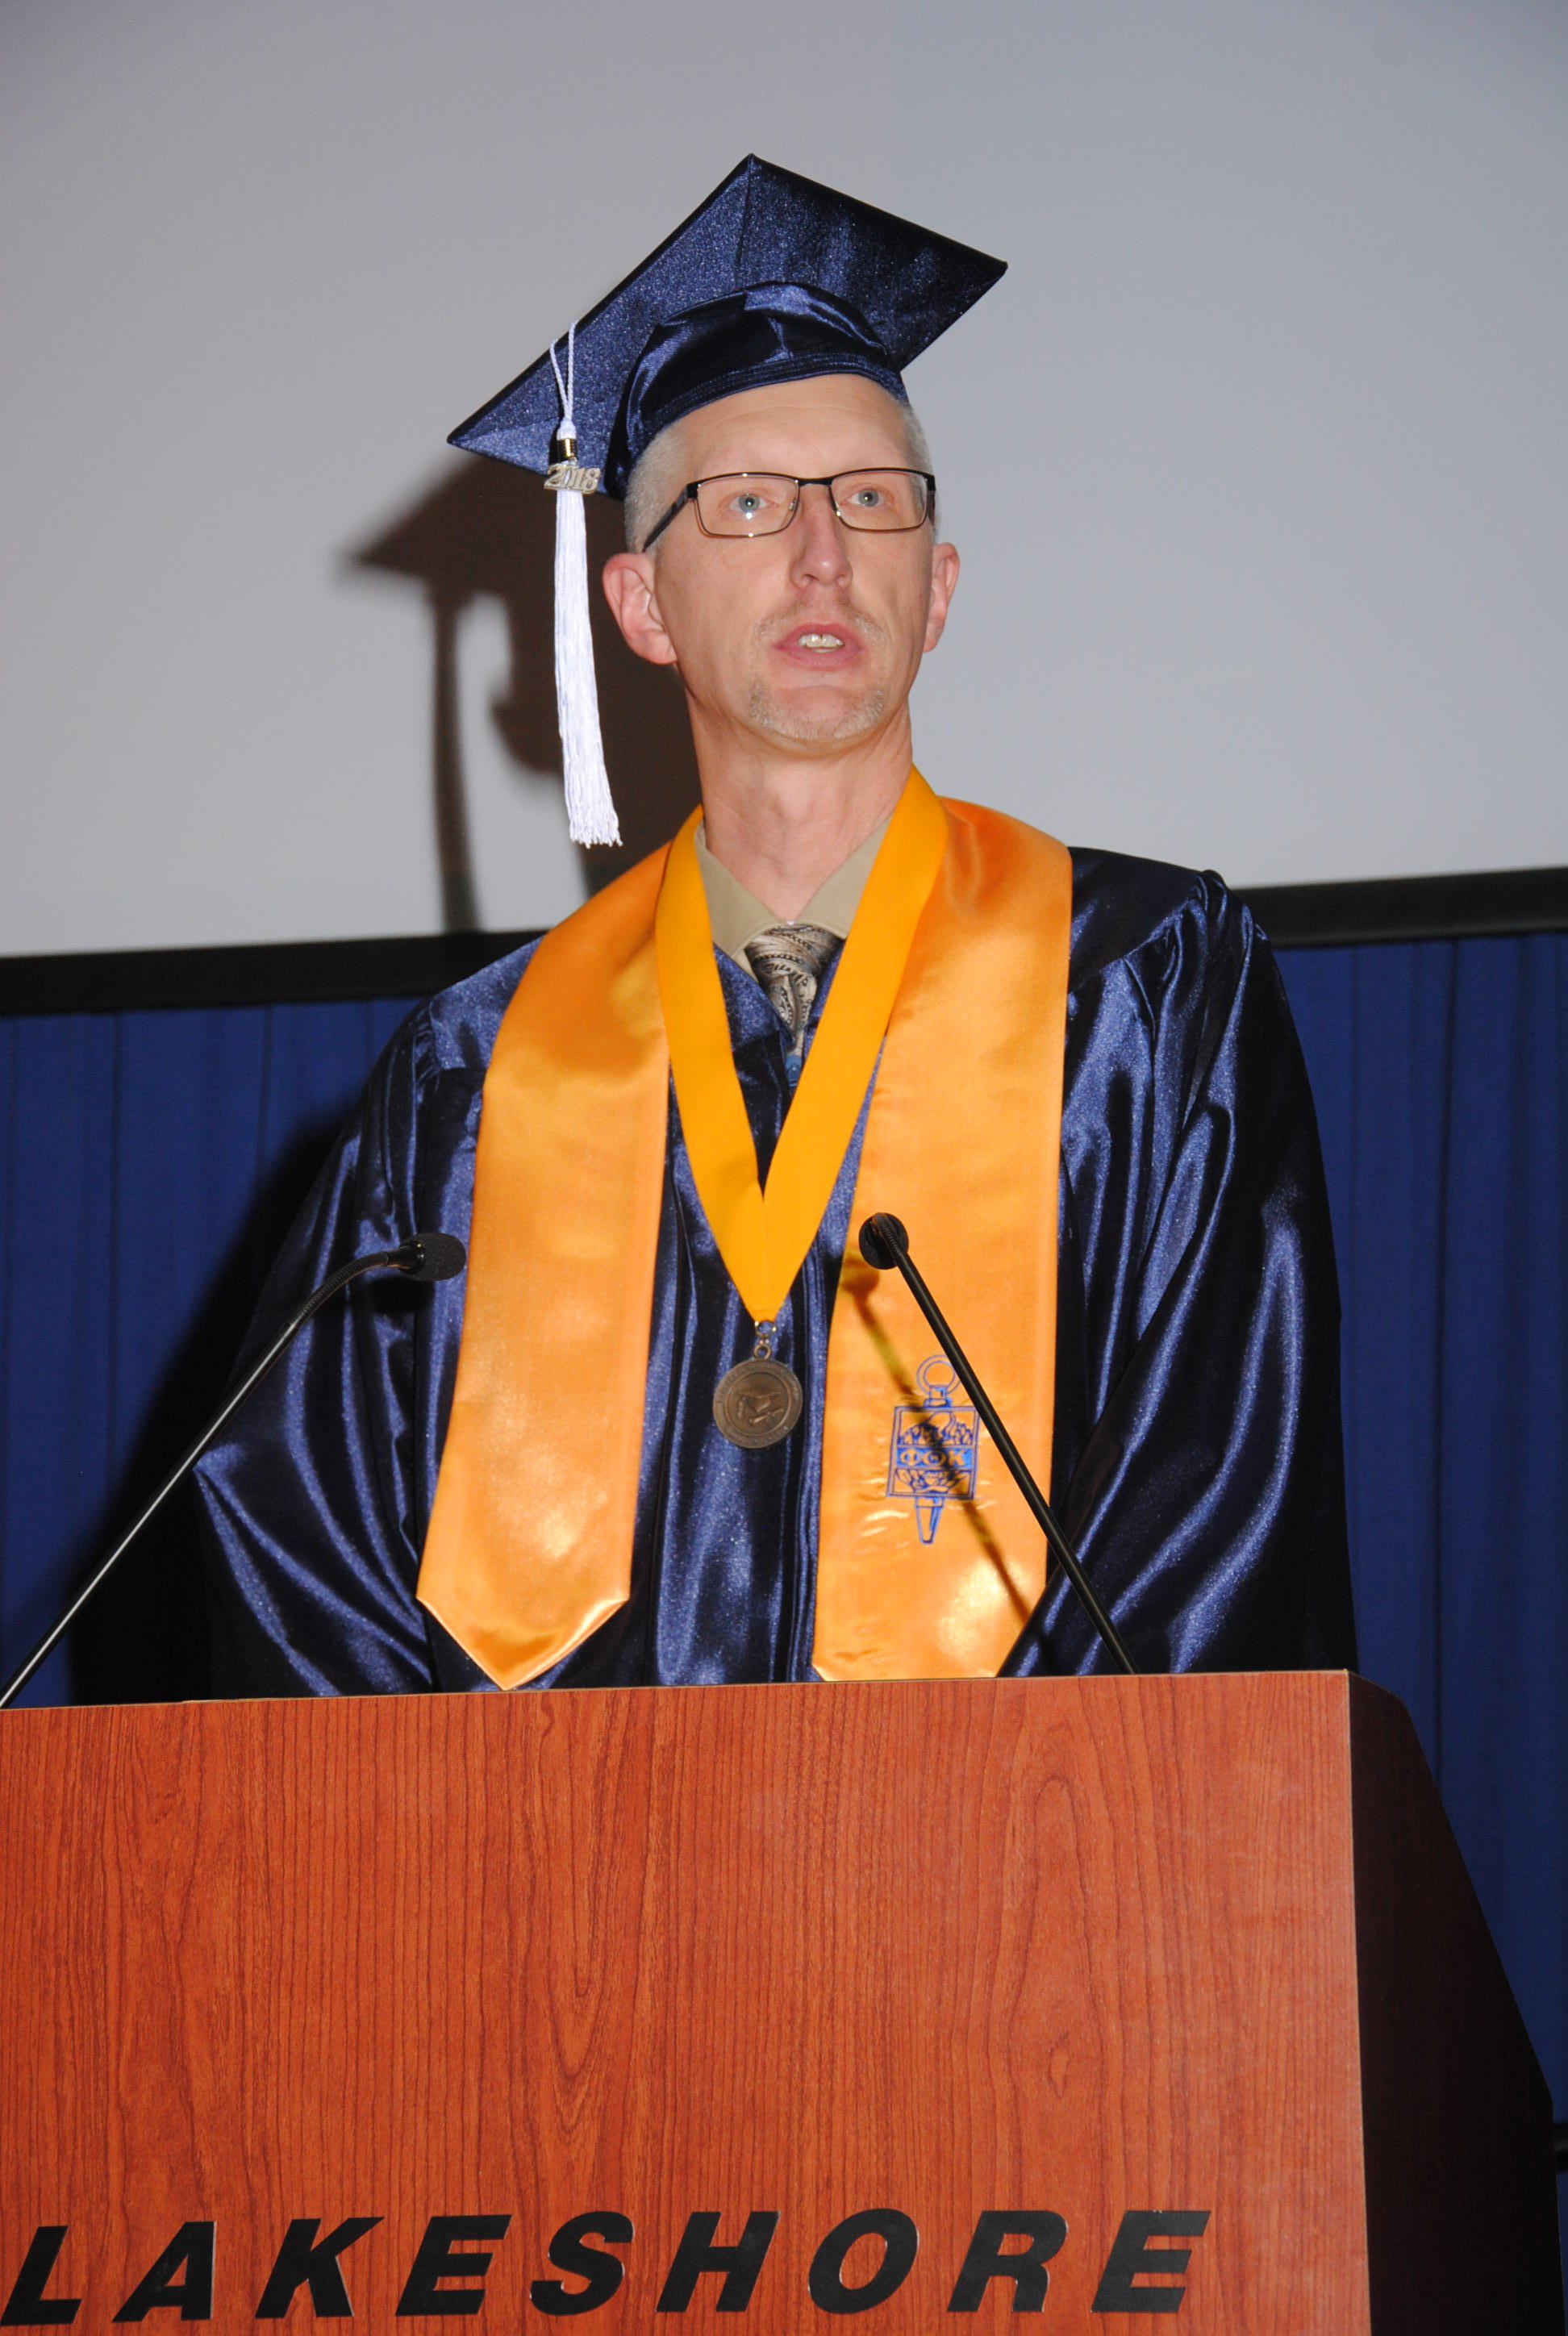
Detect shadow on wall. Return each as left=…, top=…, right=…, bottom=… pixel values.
left=352, top=460, right=700, bottom=924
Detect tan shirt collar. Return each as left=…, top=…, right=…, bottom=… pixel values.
left=694, top=815, right=892, bottom=973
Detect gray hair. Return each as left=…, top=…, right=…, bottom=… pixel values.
left=623, top=392, right=937, bottom=553
left=623, top=418, right=691, bottom=554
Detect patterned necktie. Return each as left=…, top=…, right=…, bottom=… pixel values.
left=744, top=923, right=840, bottom=1064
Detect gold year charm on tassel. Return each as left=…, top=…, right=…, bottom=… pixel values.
left=544, top=457, right=602, bottom=494
left=713, top=1320, right=803, bottom=1450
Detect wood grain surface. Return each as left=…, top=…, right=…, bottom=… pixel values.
left=0, top=1675, right=1550, bottom=2331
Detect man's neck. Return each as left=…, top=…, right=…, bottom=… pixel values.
left=694, top=728, right=913, bottom=921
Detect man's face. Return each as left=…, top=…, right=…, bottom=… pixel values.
left=603, top=374, right=958, bottom=760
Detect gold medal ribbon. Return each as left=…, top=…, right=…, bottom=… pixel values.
left=655, top=775, right=949, bottom=1321
left=417, top=772, right=1072, bottom=1689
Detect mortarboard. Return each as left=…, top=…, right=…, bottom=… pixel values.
left=449, top=156, right=1006, bottom=845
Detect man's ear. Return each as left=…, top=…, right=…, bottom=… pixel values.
left=603, top=551, right=678, bottom=668
left=923, top=542, right=960, bottom=654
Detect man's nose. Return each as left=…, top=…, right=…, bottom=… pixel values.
left=788, top=481, right=852, bottom=586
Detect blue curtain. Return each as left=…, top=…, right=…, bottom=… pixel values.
left=1283, top=935, right=1567, bottom=2159
left=2, top=938, right=1565, bottom=2235
left=0, top=999, right=411, bottom=1704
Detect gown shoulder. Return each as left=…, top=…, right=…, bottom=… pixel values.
left=1065, top=845, right=1254, bottom=995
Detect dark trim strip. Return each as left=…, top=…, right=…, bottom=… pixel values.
left=1244, top=865, right=1568, bottom=949
left=0, top=931, right=540, bottom=1017
left=1, top=866, right=1565, bottom=1016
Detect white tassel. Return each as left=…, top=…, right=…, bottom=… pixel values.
left=548, top=327, right=620, bottom=848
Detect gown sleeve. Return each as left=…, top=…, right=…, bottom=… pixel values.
left=194, top=1005, right=477, bottom=1696
left=1015, top=866, right=1357, bottom=1677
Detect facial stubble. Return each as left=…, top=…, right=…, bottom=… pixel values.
left=743, top=610, right=890, bottom=747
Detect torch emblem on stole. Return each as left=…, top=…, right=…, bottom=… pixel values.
left=886, top=1357, right=980, bottom=1544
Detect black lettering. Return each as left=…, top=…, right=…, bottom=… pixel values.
left=1091, top=2213, right=1210, bottom=2315
left=807, top=2213, right=918, bottom=2316
left=2, top=2228, right=81, bottom=2326
left=530, top=2216, right=634, bottom=2318
left=948, top=2213, right=1067, bottom=2313
left=255, top=2220, right=382, bottom=2318
left=114, top=2225, right=216, bottom=2323
left=396, top=2218, right=510, bottom=2318
left=657, top=2213, right=778, bottom=2313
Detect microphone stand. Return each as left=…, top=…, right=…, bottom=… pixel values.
left=858, top=1212, right=1137, bottom=1677
left=0, top=1233, right=465, bottom=1712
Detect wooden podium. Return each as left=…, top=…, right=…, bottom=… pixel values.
left=0, top=1675, right=1558, bottom=2331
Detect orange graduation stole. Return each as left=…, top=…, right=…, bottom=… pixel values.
left=416, top=771, right=1073, bottom=1688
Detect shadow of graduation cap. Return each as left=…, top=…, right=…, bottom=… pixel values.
left=448, top=153, right=1006, bottom=848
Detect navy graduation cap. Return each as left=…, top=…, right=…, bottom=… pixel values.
left=451, top=154, right=1006, bottom=498
left=448, top=155, right=1005, bottom=846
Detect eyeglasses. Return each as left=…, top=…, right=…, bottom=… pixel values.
left=640, top=469, right=936, bottom=553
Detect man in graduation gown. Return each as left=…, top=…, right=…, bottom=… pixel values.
left=196, top=157, right=1356, bottom=1696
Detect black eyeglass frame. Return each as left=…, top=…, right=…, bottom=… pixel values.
left=640, top=469, right=938, bottom=553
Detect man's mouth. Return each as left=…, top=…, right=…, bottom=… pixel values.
left=775, top=622, right=862, bottom=665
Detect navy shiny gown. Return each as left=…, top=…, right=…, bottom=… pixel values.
left=195, top=849, right=1357, bottom=1694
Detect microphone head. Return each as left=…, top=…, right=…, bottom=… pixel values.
left=395, top=1231, right=468, bottom=1283
left=857, top=1213, right=908, bottom=1271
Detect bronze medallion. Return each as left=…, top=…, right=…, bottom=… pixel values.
left=712, top=1358, right=803, bottom=1450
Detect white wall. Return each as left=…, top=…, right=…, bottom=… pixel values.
left=2, top=0, right=1566, bottom=955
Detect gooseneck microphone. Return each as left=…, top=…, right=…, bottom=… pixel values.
left=858, top=1212, right=1137, bottom=1677
left=0, top=1232, right=467, bottom=1712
